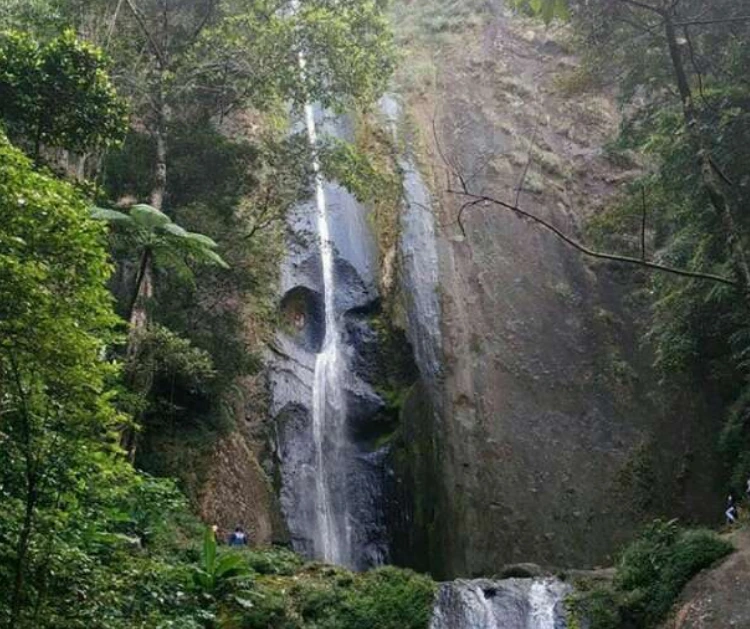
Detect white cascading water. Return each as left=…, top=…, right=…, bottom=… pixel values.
left=430, top=578, right=569, bottom=629
left=528, top=580, right=559, bottom=629
left=470, top=584, right=501, bottom=629
left=300, top=55, right=352, bottom=566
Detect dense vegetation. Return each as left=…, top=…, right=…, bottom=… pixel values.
left=0, top=1, right=409, bottom=626
left=567, top=520, right=732, bottom=629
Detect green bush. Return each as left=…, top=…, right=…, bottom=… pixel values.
left=568, top=521, right=733, bottom=629
left=567, top=584, right=622, bottom=629
left=344, top=566, right=436, bottom=629
left=245, top=547, right=304, bottom=576
left=234, top=564, right=436, bottom=629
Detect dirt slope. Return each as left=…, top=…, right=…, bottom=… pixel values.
left=665, top=528, right=750, bottom=629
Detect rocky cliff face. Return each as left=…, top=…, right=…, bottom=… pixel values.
left=390, top=1, right=722, bottom=577
left=253, top=0, right=724, bottom=579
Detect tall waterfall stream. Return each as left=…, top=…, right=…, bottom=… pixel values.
left=274, top=66, right=570, bottom=625
left=303, top=99, right=351, bottom=566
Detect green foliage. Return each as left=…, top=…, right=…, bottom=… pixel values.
left=0, top=129, right=197, bottom=628
left=320, top=136, right=400, bottom=206
left=126, top=324, right=216, bottom=395
left=238, top=564, right=436, bottom=629
left=245, top=547, right=304, bottom=576
left=192, top=527, right=251, bottom=596
left=567, top=521, right=733, bottom=629
left=93, top=203, right=230, bottom=274
left=188, top=0, right=396, bottom=113
left=567, top=584, right=621, bottom=629
left=0, top=30, right=126, bottom=157
left=510, top=0, right=569, bottom=24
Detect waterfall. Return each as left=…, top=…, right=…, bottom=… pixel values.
left=301, top=80, right=352, bottom=564
left=430, top=578, right=570, bottom=629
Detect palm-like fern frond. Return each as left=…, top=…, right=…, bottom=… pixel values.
left=91, top=203, right=230, bottom=270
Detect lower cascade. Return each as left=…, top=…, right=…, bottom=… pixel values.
left=430, top=579, right=570, bottom=629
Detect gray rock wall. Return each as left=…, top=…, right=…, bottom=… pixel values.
left=392, top=6, right=722, bottom=577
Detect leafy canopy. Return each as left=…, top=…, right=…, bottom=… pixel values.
left=0, top=29, right=127, bottom=155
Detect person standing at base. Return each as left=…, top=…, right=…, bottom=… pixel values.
left=228, top=526, right=248, bottom=546
left=725, top=494, right=738, bottom=525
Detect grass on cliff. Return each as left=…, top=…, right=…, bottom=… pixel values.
left=567, top=520, right=733, bottom=629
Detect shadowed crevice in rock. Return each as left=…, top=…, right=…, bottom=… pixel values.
left=280, top=286, right=325, bottom=353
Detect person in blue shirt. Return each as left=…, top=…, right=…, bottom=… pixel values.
left=228, top=526, right=248, bottom=546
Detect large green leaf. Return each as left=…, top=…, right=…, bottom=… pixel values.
left=202, top=525, right=217, bottom=574
left=129, top=203, right=171, bottom=230
left=214, top=553, right=248, bottom=578
left=196, top=248, right=230, bottom=269
left=90, top=206, right=133, bottom=225
left=184, top=231, right=220, bottom=249
left=161, top=222, right=189, bottom=239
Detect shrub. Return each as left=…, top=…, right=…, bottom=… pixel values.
left=246, top=547, right=304, bottom=576
left=567, top=584, right=622, bottom=629
left=568, top=521, right=733, bottom=629
left=236, top=564, right=436, bottom=629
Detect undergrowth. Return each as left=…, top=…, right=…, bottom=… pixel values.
left=567, top=520, right=733, bottom=629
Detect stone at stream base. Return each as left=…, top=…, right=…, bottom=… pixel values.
left=497, top=563, right=545, bottom=579
left=431, top=578, right=570, bottom=629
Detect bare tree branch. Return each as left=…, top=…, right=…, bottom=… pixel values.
left=675, top=16, right=750, bottom=27
left=105, top=0, right=125, bottom=51
left=448, top=187, right=737, bottom=287
left=124, top=0, right=167, bottom=67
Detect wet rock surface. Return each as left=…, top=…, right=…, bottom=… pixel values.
left=431, top=578, right=570, bottom=629
left=269, top=109, right=398, bottom=570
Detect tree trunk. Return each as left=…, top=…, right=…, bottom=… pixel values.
left=127, top=247, right=154, bottom=348
left=663, top=13, right=750, bottom=294
left=121, top=62, right=169, bottom=461
left=150, top=63, right=168, bottom=213
left=9, top=463, right=37, bottom=628
left=122, top=247, right=153, bottom=461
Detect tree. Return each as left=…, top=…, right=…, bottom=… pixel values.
left=92, top=203, right=228, bottom=335
left=0, top=29, right=126, bottom=162
left=91, top=203, right=228, bottom=457
left=0, top=131, right=122, bottom=627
